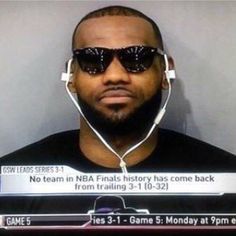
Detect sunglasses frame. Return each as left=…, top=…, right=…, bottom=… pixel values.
left=73, top=45, right=165, bottom=74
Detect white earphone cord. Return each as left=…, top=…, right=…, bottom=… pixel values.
left=65, top=54, right=173, bottom=174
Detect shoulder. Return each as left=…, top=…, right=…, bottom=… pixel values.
left=0, top=130, right=79, bottom=165
left=157, top=128, right=236, bottom=171
left=159, top=128, right=235, bottom=156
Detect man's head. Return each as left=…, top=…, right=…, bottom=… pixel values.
left=69, top=6, right=171, bottom=136
left=72, top=5, right=163, bottom=50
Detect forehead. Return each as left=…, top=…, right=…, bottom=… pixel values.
left=74, top=16, right=158, bottom=49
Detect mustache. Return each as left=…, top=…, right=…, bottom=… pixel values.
left=97, top=86, right=136, bottom=100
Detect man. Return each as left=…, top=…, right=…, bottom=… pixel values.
left=1, top=5, right=236, bottom=226
left=0, top=5, right=235, bottom=172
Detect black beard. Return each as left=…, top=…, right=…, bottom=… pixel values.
left=77, top=90, right=162, bottom=138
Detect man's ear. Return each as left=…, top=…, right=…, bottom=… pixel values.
left=161, top=56, right=175, bottom=90
left=68, top=75, right=77, bottom=93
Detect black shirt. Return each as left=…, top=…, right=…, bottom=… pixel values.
left=0, top=129, right=236, bottom=216
left=1, top=128, right=235, bottom=172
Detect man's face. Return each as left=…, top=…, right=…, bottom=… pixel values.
left=71, top=16, right=166, bottom=134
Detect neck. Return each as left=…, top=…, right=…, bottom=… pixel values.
left=79, top=118, right=158, bottom=169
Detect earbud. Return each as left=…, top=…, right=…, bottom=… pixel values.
left=61, top=59, right=73, bottom=82
left=166, top=69, right=176, bottom=80
left=154, top=54, right=175, bottom=125
left=163, top=54, right=176, bottom=81
left=61, top=72, right=72, bottom=82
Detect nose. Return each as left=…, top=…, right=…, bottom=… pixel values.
left=101, top=57, right=131, bottom=85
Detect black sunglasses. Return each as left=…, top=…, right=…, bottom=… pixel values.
left=73, top=45, right=165, bottom=74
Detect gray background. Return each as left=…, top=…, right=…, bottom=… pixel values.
left=0, top=1, right=235, bottom=157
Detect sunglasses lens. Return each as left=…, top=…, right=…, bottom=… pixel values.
left=75, top=48, right=112, bottom=74
left=118, top=46, right=155, bottom=72
left=74, top=46, right=157, bottom=74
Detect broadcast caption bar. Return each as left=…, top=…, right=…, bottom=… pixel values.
left=2, top=214, right=236, bottom=229
left=1, top=165, right=236, bottom=195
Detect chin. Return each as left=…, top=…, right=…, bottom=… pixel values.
left=101, top=107, right=136, bottom=123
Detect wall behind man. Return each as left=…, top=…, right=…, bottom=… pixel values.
left=0, top=1, right=235, bottom=157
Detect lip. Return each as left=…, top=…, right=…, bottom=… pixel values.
left=99, top=89, right=135, bottom=104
